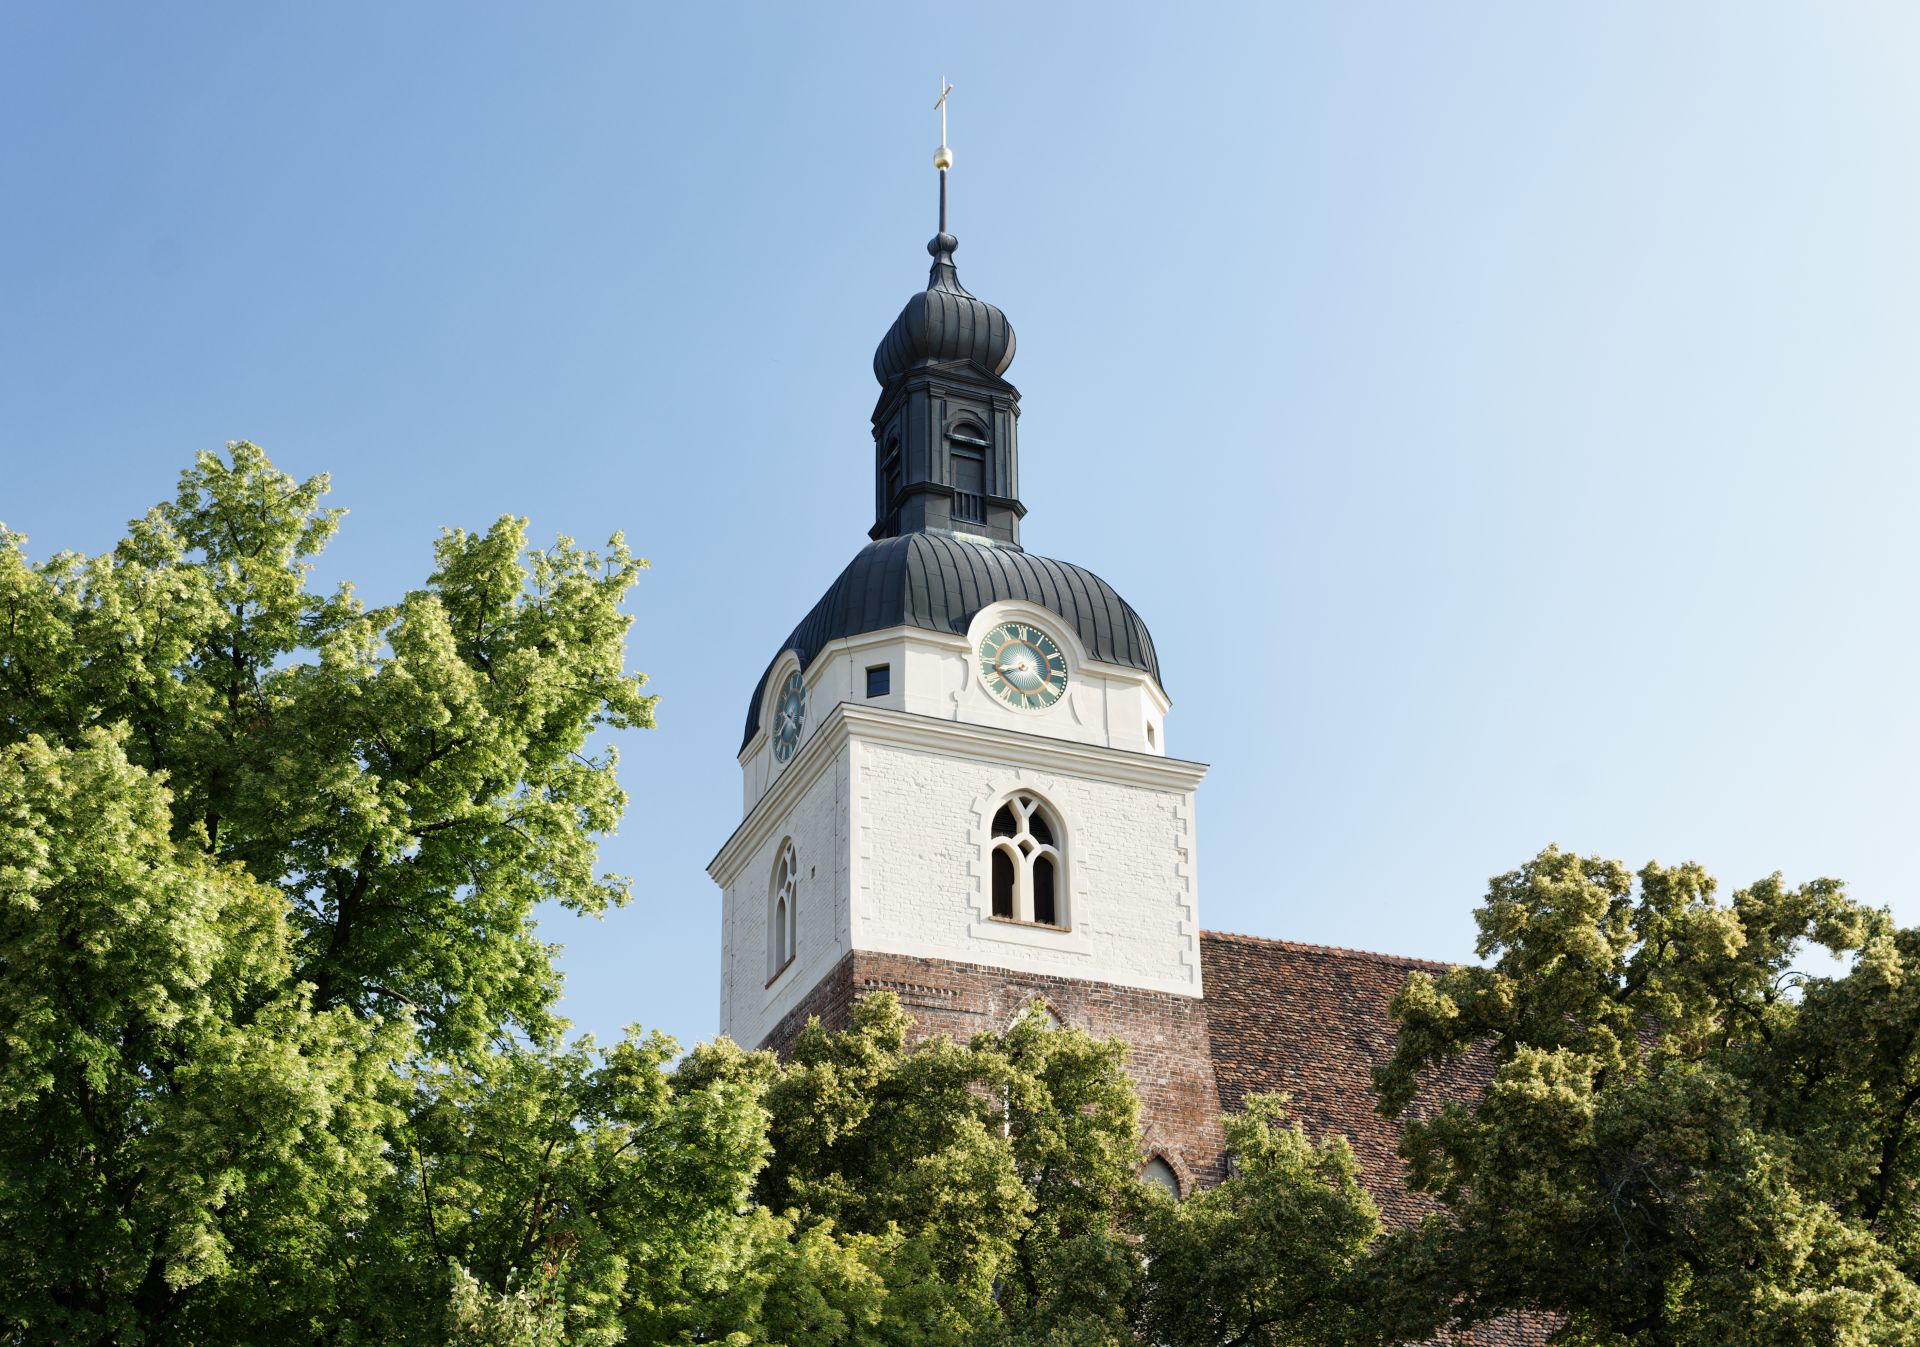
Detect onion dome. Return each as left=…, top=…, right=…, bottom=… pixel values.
left=872, top=233, right=1016, bottom=386
left=743, top=532, right=1159, bottom=750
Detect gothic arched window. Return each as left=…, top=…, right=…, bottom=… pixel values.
left=948, top=420, right=989, bottom=523
left=1140, top=1155, right=1181, bottom=1198
left=989, top=794, right=1065, bottom=928
left=1011, top=1001, right=1062, bottom=1031
left=767, top=840, right=798, bottom=982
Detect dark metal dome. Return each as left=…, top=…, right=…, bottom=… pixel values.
left=742, top=533, right=1160, bottom=750
left=872, top=233, right=1016, bottom=386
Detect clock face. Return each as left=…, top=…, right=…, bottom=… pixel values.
left=772, top=670, right=807, bottom=763
left=978, top=621, right=1069, bottom=710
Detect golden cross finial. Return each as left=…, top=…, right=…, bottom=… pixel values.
left=933, top=79, right=953, bottom=171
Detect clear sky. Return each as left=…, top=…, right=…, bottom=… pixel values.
left=4, top=3, right=1916, bottom=1052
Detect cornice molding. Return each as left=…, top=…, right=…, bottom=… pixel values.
left=715, top=704, right=856, bottom=885
left=844, top=704, right=1206, bottom=790
left=713, top=702, right=1207, bottom=887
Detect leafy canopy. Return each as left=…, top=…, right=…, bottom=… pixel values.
left=1374, top=845, right=1920, bottom=1347
left=1, top=442, right=657, bottom=1058
left=0, top=444, right=662, bottom=1343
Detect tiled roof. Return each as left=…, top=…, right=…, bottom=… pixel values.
left=1199, top=931, right=1553, bottom=1347
left=1200, top=930, right=1465, bottom=1227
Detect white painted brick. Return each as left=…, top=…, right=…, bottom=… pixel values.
left=849, top=736, right=1201, bottom=999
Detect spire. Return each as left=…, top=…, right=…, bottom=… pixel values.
left=868, top=82, right=1027, bottom=547
left=934, top=77, right=953, bottom=233
left=873, top=81, right=1014, bottom=386
left=928, top=78, right=961, bottom=289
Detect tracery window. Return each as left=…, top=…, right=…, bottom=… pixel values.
left=767, top=840, right=798, bottom=981
left=989, top=794, right=1064, bottom=928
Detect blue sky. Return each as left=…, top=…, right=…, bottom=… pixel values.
left=4, top=3, right=1916, bottom=1052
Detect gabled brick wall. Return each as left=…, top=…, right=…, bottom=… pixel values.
left=1201, top=931, right=1553, bottom=1347
left=763, top=936, right=1552, bottom=1345
left=761, top=949, right=1228, bottom=1189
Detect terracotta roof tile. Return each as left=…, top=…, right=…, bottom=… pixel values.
left=1199, top=931, right=1553, bottom=1347
left=1200, top=929, right=1476, bottom=1227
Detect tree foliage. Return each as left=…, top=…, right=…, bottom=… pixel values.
left=1139, top=1097, right=1379, bottom=1347
left=0, top=443, right=673, bottom=1344
left=1374, top=845, right=1920, bottom=1347
left=0, top=727, right=399, bottom=1342
left=2, top=444, right=656, bottom=1057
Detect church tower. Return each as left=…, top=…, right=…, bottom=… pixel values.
left=709, top=105, right=1226, bottom=1186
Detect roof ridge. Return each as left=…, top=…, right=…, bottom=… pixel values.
left=1200, top=928, right=1459, bottom=972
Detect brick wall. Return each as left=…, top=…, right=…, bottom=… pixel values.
left=762, top=949, right=1228, bottom=1190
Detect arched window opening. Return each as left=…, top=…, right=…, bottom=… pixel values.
left=768, top=840, right=798, bottom=982
left=1140, top=1155, right=1181, bottom=1198
left=948, top=421, right=990, bottom=523
left=1012, top=1001, right=1062, bottom=1031
left=986, top=794, right=1065, bottom=928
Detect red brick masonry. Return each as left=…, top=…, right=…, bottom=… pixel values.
left=766, top=934, right=1550, bottom=1346
left=763, top=949, right=1229, bottom=1189
left=1200, top=931, right=1462, bottom=1228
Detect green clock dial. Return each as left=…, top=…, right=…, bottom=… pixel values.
left=978, top=621, right=1069, bottom=710
left=772, top=670, right=807, bottom=763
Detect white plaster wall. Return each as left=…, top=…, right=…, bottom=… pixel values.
left=849, top=735, right=1201, bottom=998
left=720, top=744, right=852, bottom=1048
left=742, top=649, right=869, bottom=813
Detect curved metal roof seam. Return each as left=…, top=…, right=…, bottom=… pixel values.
left=741, top=533, right=1161, bottom=750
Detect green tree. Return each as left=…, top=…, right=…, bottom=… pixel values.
left=1137, top=1096, right=1380, bottom=1347
left=0, top=728, right=400, bottom=1343
left=1373, top=845, right=1920, bottom=1347
left=0, top=443, right=668, bottom=1344
left=351, top=1030, right=801, bottom=1347
left=733, top=993, right=1148, bottom=1347
left=0, top=443, right=656, bottom=1059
